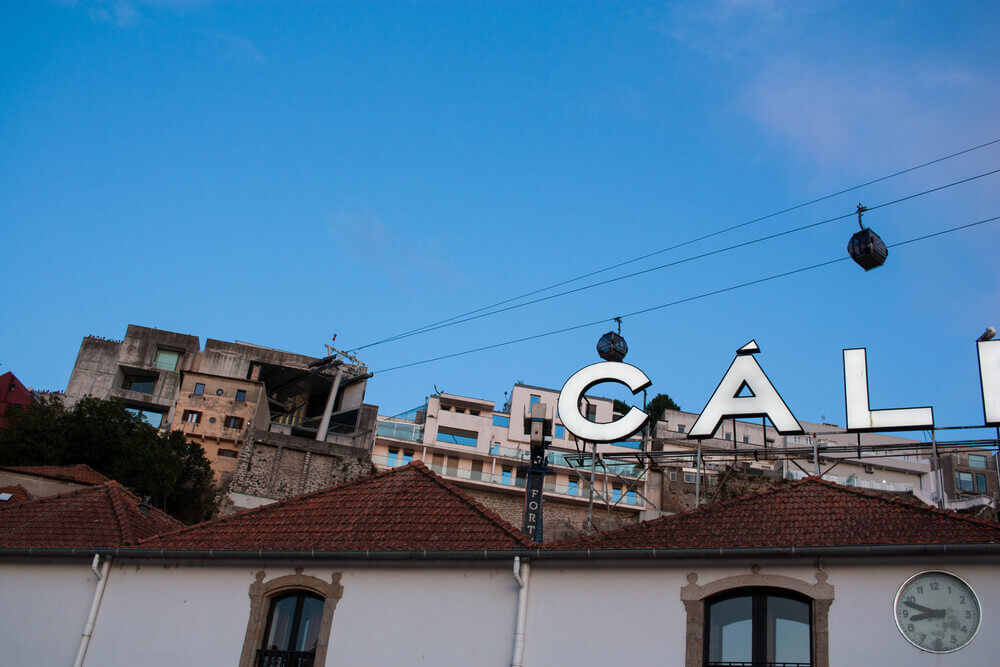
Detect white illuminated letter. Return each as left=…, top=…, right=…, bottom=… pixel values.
left=843, top=348, right=933, bottom=431
left=557, top=362, right=651, bottom=443
left=978, top=340, right=1000, bottom=426
left=689, top=341, right=802, bottom=438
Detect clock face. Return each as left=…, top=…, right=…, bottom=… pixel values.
left=894, top=571, right=981, bottom=653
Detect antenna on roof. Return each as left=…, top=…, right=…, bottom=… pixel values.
left=137, top=496, right=152, bottom=516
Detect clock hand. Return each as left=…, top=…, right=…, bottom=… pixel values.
left=909, top=610, right=947, bottom=622
left=903, top=600, right=937, bottom=615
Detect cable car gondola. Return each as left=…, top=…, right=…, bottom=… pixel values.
left=848, top=204, right=888, bottom=270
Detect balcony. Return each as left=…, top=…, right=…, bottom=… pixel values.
left=785, top=469, right=914, bottom=492
left=377, top=421, right=425, bottom=443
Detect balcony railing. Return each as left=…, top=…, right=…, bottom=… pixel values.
left=376, top=421, right=425, bottom=443
left=487, top=444, right=644, bottom=478
left=785, top=469, right=914, bottom=492
left=255, top=649, right=315, bottom=667
left=372, top=455, right=643, bottom=505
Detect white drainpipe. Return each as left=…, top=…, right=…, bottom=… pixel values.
left=74, top=554, right=112, bottom=667
left=510, top=556, right=531, bottom=667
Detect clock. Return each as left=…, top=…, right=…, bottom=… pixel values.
left=894, top=570, right=981, bottom=653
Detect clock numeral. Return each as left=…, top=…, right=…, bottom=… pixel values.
left=907, top=623, right=914, bottom=632
left=960, top=595, right=966, bottom=604
left=919, top=633, right=926, bottom=642
left=901, top=609, right=909, bottom=618
left=906, top=595, right=915, bottom=603
left=951, top=635, right=958, bottom=644
left=965, top=610, right=972, bottom=619
left=916, top=585, right=923, bottom=594
left=930, top=582, right=939, bottom=590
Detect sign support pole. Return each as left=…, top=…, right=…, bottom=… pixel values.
left=522, top=402, right=551, bottom=542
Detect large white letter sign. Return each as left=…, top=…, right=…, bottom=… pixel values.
left=978, top=340, right=1000, bottom=426
left=689, top=340, right=803, bottom=438
left=557, top=362, right=651, bottom=442
left=843, top=348, right=934, bottom=431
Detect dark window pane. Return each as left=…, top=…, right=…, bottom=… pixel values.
left=236, top=389, right=247, bottom=402
left=194, top=383, right=205, bottom=395
left=708, top=595, right=753, bottom=663
left=768, top=595, right=811, bottom=664
left=295, top=596, right=325, bottom=651
left=263, top=595, right=298, bottom=651
left=976, top=473, right=988, bottom=492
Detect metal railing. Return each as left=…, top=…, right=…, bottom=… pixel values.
left=785, top=468, right=914, bottom=492
left=376, top=421, right=425, bottom=442
left=255, top=649, right=316, bottom=667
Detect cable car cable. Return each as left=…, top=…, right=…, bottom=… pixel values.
left=374, top=212, right=1000, bottom=373
left=362, top=167, right=999, bottom=348
left=352, top=138, right=1000, bottom=352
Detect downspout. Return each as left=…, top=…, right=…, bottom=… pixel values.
left=510, top=556, right=531, bottom=667
left=74, top=554, right=112, bottom=667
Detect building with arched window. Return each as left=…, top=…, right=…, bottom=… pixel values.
left=2, top=462, right=1000, bottom=666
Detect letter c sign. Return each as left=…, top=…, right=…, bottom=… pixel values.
left=557, top=362, right=651, bottom=443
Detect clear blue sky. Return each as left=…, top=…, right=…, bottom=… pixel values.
left=3, top=2, right=998, bottom=435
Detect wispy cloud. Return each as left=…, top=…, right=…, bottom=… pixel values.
left=333, top=212, right=467, bottom=293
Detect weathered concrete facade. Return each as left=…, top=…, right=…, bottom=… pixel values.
left=226, top=430, right=375, bottom=512
left=64, top=325, right=377, bottom=484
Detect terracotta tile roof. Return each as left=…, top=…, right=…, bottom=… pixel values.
left=557, top=477, right=1000, bottom=549
left=0, top=481, right=184, bottom=549
left=141, top=462, right=536, bottom=551
left=0, top=485, right=31, bottom=505
left=1, top=464, right=110, bottom=486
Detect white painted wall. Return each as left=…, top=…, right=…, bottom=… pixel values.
left=3, top=558, right=999, bottom=667
left=0, top=562, right=97, bottom=666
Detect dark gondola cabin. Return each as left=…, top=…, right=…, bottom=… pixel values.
left=848, top=204, right=888, bottom=270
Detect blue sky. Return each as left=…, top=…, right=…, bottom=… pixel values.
left=2, top=1, right=999, bottom=435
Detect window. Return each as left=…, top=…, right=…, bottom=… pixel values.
left=612, top=486, right=622, bottom=502
left=684, top=472, right=696, bottom=484
left=386, top=449, right=398, bottom=466
left=402, top=450, right=413, bottom=464
left=742, top=435, right=750, bottom=444
left=218, top=449, right=238, bottom=458
left=216, top=388, right=224, bottom=396
left=502, top=468, right=512, bottom=485
left=706, top=588, right=812, bottom=667
left=492, top=415, right=510, bottom=428
left=976, top=473, right=988, bottom=492
left=725, top=432, right=732, bottom=441
left=127, top=407, right=165, bottom=428
left=224, top=416, right=244, bottom=429
left=194, top=382, right=205, bottom=395
left=669, top=469, right=677, bottom=481
left=183, top=410, right=201, bottom=424
left=969, top=454, right=988, bottom=469
left=957, top=471, right=975, bottom=492
left=708, top=476, right=717, bottom=486
left=555, top=424, right=565, bottom=439
left=626, top=489, right=636, bottom=505
left=122, top=373, right=156, bottom=394
left=436, top=426, right=478, bottom=447
left=678, top=424, right=686, bottom=433
left=153, top=349, right=180, bottom=371
left=586, top=404, right=597, bottom=421
left=568, top=479, right=578, bottom=496
left=239, top=573, right=341, bottom=667
left=530, top=395, right=541, bottom=404
left=235, top=389, right=247, bottom=402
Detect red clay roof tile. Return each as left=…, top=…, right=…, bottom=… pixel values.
left=0, top=485, right=31, bottom=505
left=557, top=477, right=1000, bottom=549
left=2, top=464, right=110, bottom=486
left=0, top=481, right=184, bottom=549
left=140, top=462, right=537, bottom=551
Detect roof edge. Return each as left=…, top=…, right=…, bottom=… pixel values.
left=4, top=543, right=1000, bottom=561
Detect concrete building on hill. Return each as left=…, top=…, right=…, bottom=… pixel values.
left=373, top=382, right=654, bottom=542
left=63, top=325, right=377, bottom=486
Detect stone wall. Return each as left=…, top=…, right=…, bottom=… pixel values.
left=660, top=467, right=788, bottom=513
left=464, top=488, right=637, bottom=543
left=225, top=434, right=375, bottom=513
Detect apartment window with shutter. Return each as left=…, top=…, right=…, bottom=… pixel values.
left=224, top=416, right=244, bottom=429
left=183, top=410, right=201, bottom=424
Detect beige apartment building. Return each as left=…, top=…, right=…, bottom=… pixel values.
left=373, top=383, right=650, bottom=540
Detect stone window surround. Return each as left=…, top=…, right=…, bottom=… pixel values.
left=681, top=566, right=834, bottom=667
left=238, top=568, right=344, bottom=667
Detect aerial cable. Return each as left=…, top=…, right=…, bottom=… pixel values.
left=374, top=213, right=1000, bottom=374
left=352, top=138, right=1000, bottom=352
left=363, top=167, right=999, bottom=348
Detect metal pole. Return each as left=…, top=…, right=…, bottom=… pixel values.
left=812, top=433, right=820, bottom=476
left=932, top=429, right=944, bottom=509
left=587, top=440, right=596, bottom=533
left=316, top=367, right=344, bottom=442
left=695, top=440, right=702, bottom=508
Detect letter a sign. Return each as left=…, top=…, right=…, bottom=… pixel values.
left=688, top=341, right=803, bottom=438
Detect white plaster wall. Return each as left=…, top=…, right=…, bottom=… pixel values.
left=0, top=563, right=97, bottom=667
left=826, top=561, right=1000, bottom=666
left=83, top=563, right=516, bottom=667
